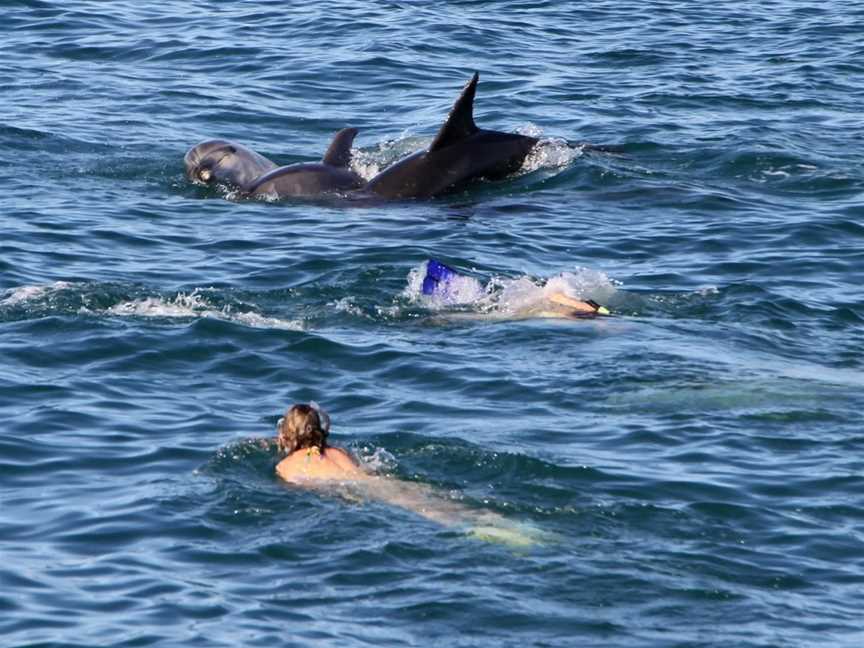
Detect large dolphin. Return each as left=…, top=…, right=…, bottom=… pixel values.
left=240, top=127, right=364, bottom=199
left=363, top=72, right=539, bottom=199
left=184, top=139, right=277, bottom=189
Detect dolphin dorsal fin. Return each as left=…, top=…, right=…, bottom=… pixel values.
left=429, top=72, right=480, bottom=152
left=322, top=127, right=359, bottom=167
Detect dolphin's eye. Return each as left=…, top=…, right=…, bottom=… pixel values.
left=198, top=168, right=212, bottom=182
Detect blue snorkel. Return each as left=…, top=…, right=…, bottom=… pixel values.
left=422, top=259, right=458, bottom=296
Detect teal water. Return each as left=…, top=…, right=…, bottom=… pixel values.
left=2, top=2, right=864, bottom=646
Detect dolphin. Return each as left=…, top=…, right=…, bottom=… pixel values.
left=184, top=139, right=277, bottom=189
left=363, top=72, right=539, bottom=199
left=241, top=127, right=364, bottom=199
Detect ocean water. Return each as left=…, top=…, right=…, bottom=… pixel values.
left=2, top=1, right=864, bottom=646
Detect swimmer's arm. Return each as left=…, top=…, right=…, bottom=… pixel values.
left=274, top=456, right=294, bottom=481
left=547, top=292, right=609, bottom=315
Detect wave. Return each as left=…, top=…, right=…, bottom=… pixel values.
left=0, top=282, right=303, bottom=331
left=102, top=293, right=303, bottom=331
left=3, top=269, right=850, bottom=343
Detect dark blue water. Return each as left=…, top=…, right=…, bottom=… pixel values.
left=3, top=2, right=864, bottom=646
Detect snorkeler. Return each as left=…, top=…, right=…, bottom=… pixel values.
left=421, top=259, right=611, bottom=319
left=273, top=402, right=547, bottom=547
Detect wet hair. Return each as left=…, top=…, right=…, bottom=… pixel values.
left=277, top=404, right=328, bottom=455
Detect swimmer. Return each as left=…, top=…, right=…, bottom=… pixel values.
left=275, top=403, right=364, bottom=482
left=421, top=259, right=611, bottom=320
left=273, top=402, right=548, bottom=548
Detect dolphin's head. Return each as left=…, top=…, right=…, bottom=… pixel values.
left=184, top=139, right=277, bottom=189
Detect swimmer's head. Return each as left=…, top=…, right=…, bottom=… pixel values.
left=277, top=403, right=329, bottom=455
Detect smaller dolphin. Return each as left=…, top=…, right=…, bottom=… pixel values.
left=184, top=140, right=277, bottom=189
left=241, top=128, right=364, bottom=199
left=364, top=73, right=539, bottom=199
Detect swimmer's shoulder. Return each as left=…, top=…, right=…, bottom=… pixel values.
left=324, top=446, right=364, bottom=475
left=275, top=452, right=303, bottom=481
left=275, top=446, right=364, bottom=482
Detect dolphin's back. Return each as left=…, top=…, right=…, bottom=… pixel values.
left=364, top=73, right=538, bottom=199
left=245, top=164, right=363, bottom=198
left=365, top=129, right=537, bottom=199
left=242, top=128, right=363, bottom=198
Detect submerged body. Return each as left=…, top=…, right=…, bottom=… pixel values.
left=364, top=73, right=539, bottom=199
left=273, top=403, right=545, bottom=547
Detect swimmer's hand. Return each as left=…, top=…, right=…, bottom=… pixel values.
left=586, top=300, right=610, bottom=316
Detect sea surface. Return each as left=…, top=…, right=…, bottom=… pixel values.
left=2, top=2, right=863, bottom=646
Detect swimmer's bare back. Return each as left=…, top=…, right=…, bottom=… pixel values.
left=276, top=446, right=367, bottom=482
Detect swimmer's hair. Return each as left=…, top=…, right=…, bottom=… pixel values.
left=277, top=403, right=328, bottom=455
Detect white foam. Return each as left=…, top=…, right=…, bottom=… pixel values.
left=2, top=282, right=302, bottom=331
left=0, top=281, right=76, bottom=306
left=521, top=139, right=583, bottom=174
left=351, top=148, right=383, bottom=181
left=106, top=290, right=303, bottom=331
left=230, top=311, right=304, bottom=330
left=355, top=445, right=399, bottom=474
left=349, top=125, right=582, bottom=184
left=403, top=262, right=486, bottom=309
left=107, top=293, right=209, bottom=318
left=516, top=124, right=545, bottom=139
left=486, top=268, right=618, bottom=315
left=331, top=297, right=365, bottom=317
left=515, top=124, right=584, bottom=174
left=540, top=268, right=619, bottom=302
left=351, top=135, right=431, bottom=181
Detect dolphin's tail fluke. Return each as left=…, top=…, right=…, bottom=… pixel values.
left=429, top=72, right=480, bottom=152
left=322, top=127, right=359, bottom=167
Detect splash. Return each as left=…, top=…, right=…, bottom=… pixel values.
left=0, top=281, right=76, bottom=306
left=404, top=261, right=619, bottom=319
left=1, top=282, right=303, bottom=331
left=351, top=135, right=431, bottom=181
left=106, top=290, right=303, bottom=331
left=492, top=268, right=618, bottom=315
left=403, top=262, right=486, bottom=308
left=517, top=124, right=584, bottom=174
left=354, top=445, right=399, bottom=474
left=350, top=128, right=581, bottom=182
